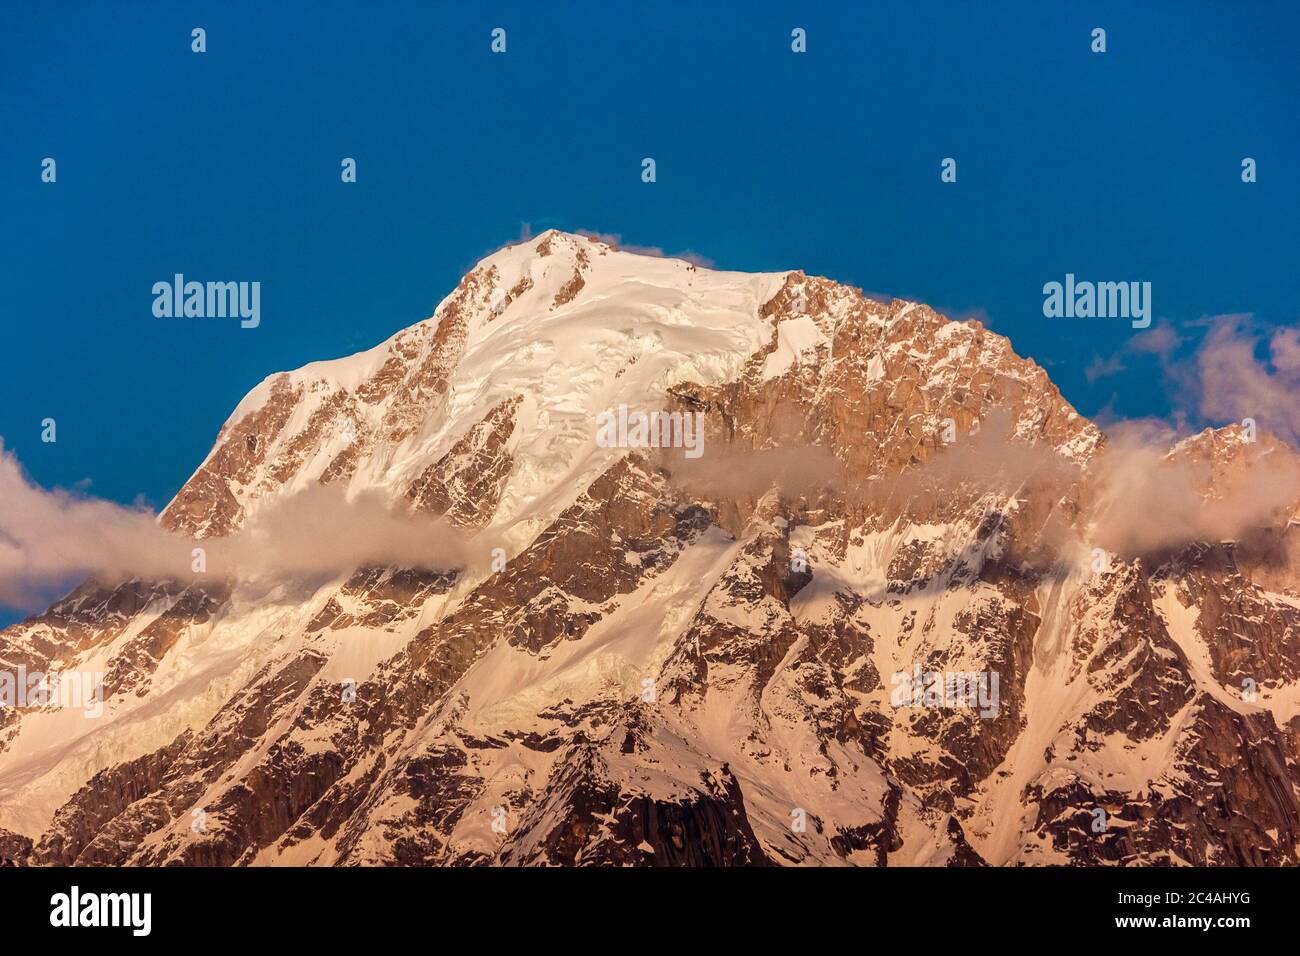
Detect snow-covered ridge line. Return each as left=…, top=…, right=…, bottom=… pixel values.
left=164, top=229, right=1105, bottom=544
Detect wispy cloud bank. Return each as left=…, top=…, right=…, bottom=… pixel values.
left=0, top=445, right=184, bottom=607
left=1085, top=419, right=1300, bottom=556
left=660, top=406, right=1299, bottom=565
left=0, top=443, right=469, bottom=612
left=1087, top=314, right=1300, bottom=446
left=1085, top=321, right=1184, bottom=383
left=1197, top=316, right=1300, bottom=447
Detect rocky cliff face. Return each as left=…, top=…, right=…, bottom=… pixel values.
left=3, top=231, right=1298, bottom=866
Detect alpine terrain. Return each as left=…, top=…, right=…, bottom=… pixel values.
left=2, top=230, right=1299, bottom=867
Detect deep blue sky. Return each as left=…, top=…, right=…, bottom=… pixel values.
left=1, top=2, right=1297, bottom=522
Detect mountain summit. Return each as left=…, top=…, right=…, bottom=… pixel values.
left=3, top=232, right=1298, bottom=866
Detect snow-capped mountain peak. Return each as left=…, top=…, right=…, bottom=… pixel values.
left=3, top=236, right=1298, bottom=868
